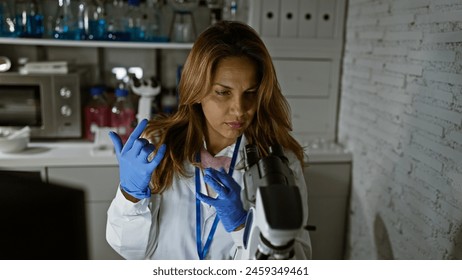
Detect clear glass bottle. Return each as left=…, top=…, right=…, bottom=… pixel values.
left=0, top=0, right=16, bottom=37
left=145, top=0, right=165, bottom=42
left=105, top=0, right=129, bottom=41
left=86, top=0, right=106, bottom=40
left=206, top=0, right=223, bottom=25
left=124, top=0, right=144, bottom=41
left=84, top=86, right=111, bottom=142
left=222, top=0, right=237, bottom=21
left=53, top=0, right=78, bottom=40
left=111, top=88, right=136, bottom=143
left=222, top=0, right=247, bottom=22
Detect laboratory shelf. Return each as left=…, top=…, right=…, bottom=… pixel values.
left=0, top=38, right=193, bottom=50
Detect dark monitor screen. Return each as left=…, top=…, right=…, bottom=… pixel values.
left=0, top=171, right=88, bottom=260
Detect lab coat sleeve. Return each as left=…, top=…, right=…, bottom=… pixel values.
left=288, top=152, right=312, bottom=259
left=106, top=186, right=153, bottom=259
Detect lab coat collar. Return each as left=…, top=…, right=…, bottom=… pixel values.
left=184, top=134, right=247, bottom=196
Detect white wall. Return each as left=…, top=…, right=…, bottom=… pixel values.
left=339, top=0, right=462, bottom=259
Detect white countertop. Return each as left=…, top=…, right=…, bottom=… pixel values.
left=0, top=141, right=117, bottom=169
left=0, top=139, right=352, bottom=170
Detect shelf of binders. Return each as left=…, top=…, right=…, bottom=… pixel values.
left=0, top=37, right=194, bottom=50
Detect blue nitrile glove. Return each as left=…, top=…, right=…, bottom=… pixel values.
left=109, top=119, right=166, bottom=200
left=196, top=167, right=247, bottom=232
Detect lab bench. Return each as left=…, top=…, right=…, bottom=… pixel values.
left=0, top=141, right=352, bottom=260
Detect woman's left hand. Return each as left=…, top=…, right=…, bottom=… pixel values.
left=196, top=168, right=247, bottom=232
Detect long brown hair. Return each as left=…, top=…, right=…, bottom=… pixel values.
left=143, top=21, right=304, bottom=194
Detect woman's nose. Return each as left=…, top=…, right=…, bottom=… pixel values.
left=230, top=95, right=245, bottom=116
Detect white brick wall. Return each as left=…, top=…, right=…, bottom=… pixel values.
left=339, top=0, right=462, bottom=259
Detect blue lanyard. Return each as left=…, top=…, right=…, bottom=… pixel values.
left=195, top=135, right=242, bottom=260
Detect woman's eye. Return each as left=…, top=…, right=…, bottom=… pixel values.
left=215, top=90, right=230, bottom=96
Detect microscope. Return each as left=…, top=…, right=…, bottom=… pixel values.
left=235, top=144, right=310, bottom=260
left=129, top=76, right=161, bottom=122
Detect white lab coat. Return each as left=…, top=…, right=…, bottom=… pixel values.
left=106, top=135, right=311, bottom=259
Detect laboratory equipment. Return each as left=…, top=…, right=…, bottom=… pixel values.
left=236, top=144, right=310, bottom=259
left=129, top=76, right=161, bottom=122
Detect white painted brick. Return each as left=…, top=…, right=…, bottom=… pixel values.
left=406, top=84, right=454, bottom=104
left=346, top=31, right=357, bottom=41
left=424, top=31, right=462, bottom=43
left=384, top=31, right=423, bottom=41
left=446, top=170, right=462, bottom=188
left=340, top=0, right=462, bottom=260
left=415, top=167, right=451, bottom=199
left=347, top=68, right=371, bottom=79
left=391, top=0, right=431, bottom=10
left=402, top=113, right=444, bottom=137
left=413, top=181, right=446, bottom=209
left=408, top=50, right=456, bottom=62
left=396, top=157, right=413, bottom=174
left=376, top=117, right=402, bottom=135
left=413, top=132, right=462, bottom=164
left=350, top=0, right=371, bottom=5
left=406, top=145, right=444, bottom=172
left=416, top=10, right=462, bottom=24
left=444, top=194, right=462, bottom=220
left=343, top=55, right=354, bottom=64
left=361, top=3, right=390, bottom=14
left=355, top=58, right=385, bottom=70
left=372, top=72, right=405, bottom=87
left=385, top=62, right=423, bottom=76
left=430, top=0, right=462, bottom=8
left=413, top=100, right=462, bottom=124
left=446, top=129, right=462, bottom=144
left=427, top=212, right=453, bottom=235
left=377, top=89, right=413, bottom=104
left=400, top=199, right=438, bottom=236
left=348, top=17, right=378, bottom=27
left=368, top=126, right=396, bottom=149
left=424, top=70, right=462, bottom=86
left=373, top=46, right=408, bottom=56
left=369, top=96, right=406, bottom=117
left=356, top=107, right=378, bottom=123
left=358, top=31, right=385, bottom=40
left=348, top=81, right=372, bottom=93
left=346, top=43, right=374, bottom=54
left=380, top=154, right=396, bottom=174
left=379, top=14, right=415, bottom=26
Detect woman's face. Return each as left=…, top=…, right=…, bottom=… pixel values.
left=201, top=56, right=259, bottom=154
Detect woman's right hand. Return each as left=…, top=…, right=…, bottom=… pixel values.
left=109, top=119, right=166, bottom=201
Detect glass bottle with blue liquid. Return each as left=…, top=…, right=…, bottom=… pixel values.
left=86, top=0, right=106, bottom=40
left=0, top=0, right=16, bottom=37
left=14, top=0, right=44, bottom=38
left=106, top=0, right=129, bottom=41
left=146, top=0, right=167, bottom=42
left=124, top=0, right=144, bottom=42
left=53, top=0, right=78, bottom=40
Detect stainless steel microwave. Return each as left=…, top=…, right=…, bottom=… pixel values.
left=0, top=71, right=88, bottom=139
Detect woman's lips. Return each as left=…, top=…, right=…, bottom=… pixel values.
left=226, top=122, right=244, bottom=129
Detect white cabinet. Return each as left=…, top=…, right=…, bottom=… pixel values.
left=248, top=0, right=346, bottom=142
left=46, top=166, right=122, bottom=260
left=280, top=0, right=299, bottom=38
left=298, top=0, right=318, bottom=38
left=260, top=0, right=280, bottom=37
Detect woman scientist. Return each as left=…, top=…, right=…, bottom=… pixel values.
left=106, top=21, right=311, bottom=260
